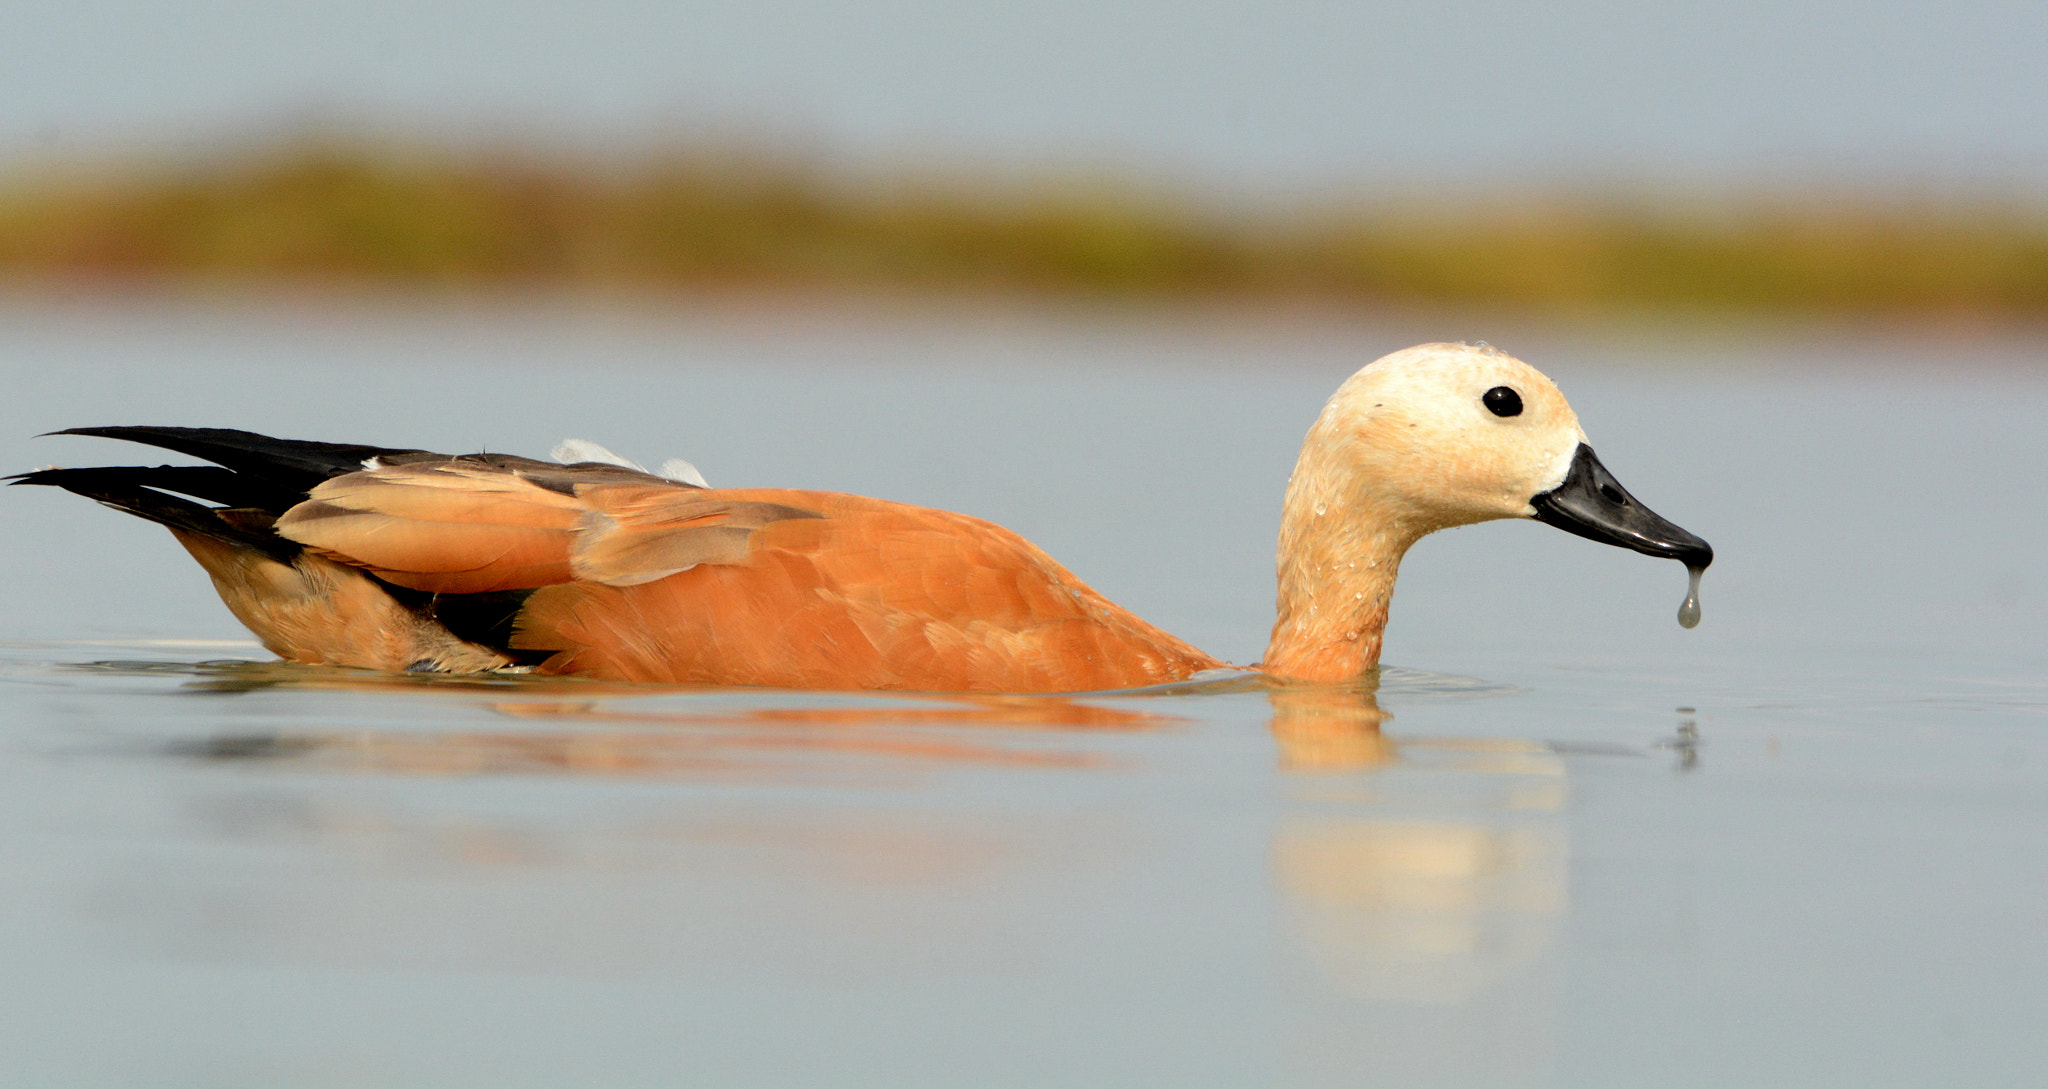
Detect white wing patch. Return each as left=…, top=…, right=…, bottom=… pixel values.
left=551, top=439, right=642, bottom=471
left=657, top=457, right=709, bottom=488
left=552, top=439, right=710, bottom=487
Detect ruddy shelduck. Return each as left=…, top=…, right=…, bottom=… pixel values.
left=16, top=343, right=1711, bottom=692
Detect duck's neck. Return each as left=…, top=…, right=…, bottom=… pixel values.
left=1262, top=452, right=1423, bottom=683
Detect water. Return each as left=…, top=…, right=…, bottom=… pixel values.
left=2, top=299, right=2045, bottom=1087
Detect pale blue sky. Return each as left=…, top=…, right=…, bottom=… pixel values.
left=5, top=1, right=2046, bottom=192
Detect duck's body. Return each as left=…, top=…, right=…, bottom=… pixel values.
left=503, top=489, right=1226, bottom=690
left=16, top=344, right=1710, bottom=692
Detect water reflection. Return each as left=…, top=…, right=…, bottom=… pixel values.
left=1264, top=682, right=1568, bottom=1007
left=1274, top=815, right=1566, bottom=1005
left=73, top=654, right=1567, bottom=1021
left=1661, top=708, right=1702, bottom=771
left=92, top=658, right=1191, bottom=775
left=1268, top=684, right=1397, bottom=769
left=176, top=719, right=1108, bottom=774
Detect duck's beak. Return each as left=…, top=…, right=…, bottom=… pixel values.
left=1530, top=445, right=1713, bottom=568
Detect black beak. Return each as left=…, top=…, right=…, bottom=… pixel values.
left=1530, top=445, right=1713, bottom=568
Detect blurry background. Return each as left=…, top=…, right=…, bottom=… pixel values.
left=1, top=1, right=2045, bottom=318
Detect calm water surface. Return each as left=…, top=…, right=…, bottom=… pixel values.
left=1, top=301, right=2043, bottom=1087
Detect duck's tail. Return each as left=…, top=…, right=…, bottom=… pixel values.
left=12, top=428, right=532, bottom=672
left=43, top=426, right=430, bottom=491
left=10, top=424, right=418, bottom=557
left=9, top=463, right=300, bottom=559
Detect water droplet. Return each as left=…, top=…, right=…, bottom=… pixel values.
left=1313, top=502, right=1327, bottom=516
left=1677, top=565, right=1704, bottom=629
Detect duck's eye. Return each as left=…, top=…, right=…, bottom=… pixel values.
left=1482, top=386, right=1523, bottom=417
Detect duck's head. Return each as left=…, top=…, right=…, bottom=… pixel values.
left=1297, top=342, right=1712, bottom=568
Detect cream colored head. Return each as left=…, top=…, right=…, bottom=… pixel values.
left=1290, top=342, right=1589, bottom=538
left=1270, top=341, right=1710, bottom=682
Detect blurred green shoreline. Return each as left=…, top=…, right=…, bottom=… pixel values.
left=3, top=140, right=2044, bottom=320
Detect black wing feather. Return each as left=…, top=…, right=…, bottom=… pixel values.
left=8, top=466, right=298, bottom=561
left=47, top=426, right=436, bottom=494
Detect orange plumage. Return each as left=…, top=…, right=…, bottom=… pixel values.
left=506, top=491, right=1218, bottom=690
left=15, top=430, right=1221, bottom=692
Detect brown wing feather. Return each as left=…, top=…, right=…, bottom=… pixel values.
left=511, top=490, right=1224, bottom=692
left=571, top=484, right=822, bottom=586
left=275, top=464, right=822, bottom=595
left=277, top=463, right=590, bottom=593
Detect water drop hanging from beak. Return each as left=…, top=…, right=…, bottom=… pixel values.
left=1677, top=565, right=1704, bottom=629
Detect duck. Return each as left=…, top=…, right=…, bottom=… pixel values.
left=13, top=342, right=1711, bottom=692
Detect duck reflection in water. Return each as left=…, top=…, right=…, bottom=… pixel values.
left=156, top=660, right=1177, bottom=777
left=1267, top=683, right=1398, bottom=770
left=155, top=659, right=1407, bottom=777
left=135, top=658, right=1565, bottom=1010
left=1267, top=680, right=1567, bottom=1007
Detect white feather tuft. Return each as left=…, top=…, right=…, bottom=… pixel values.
left=551, top=439, right=647, bottom=473
left=553, top=439, right=709, bottom=486
left=657, top=458, right=710, bottom=488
